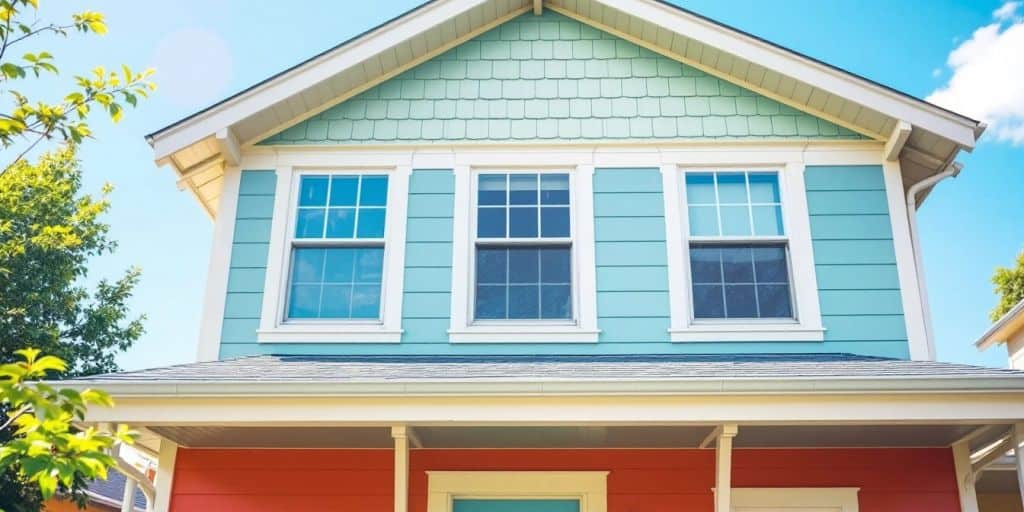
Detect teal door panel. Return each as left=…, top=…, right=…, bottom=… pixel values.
left=453, top=499, right=580, bottom=512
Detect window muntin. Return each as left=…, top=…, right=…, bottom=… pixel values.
left=473, top=172, right=573, bottom=321
left=685, top=171, right=793, bottom=321
left=285, top=174, right=388, bottom=321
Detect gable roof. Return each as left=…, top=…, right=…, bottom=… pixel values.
left=146, top=0, right=984, bottom=218
left=976, top=299, right=1024, bottom=351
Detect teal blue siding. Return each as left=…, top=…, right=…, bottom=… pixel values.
left=593, top=168, right=671, bottom=342
left=400, top=170, right=455, bottom=343
left=806, top=165, right=909, bottom=359
left=218, top=170, right=276, bottom=359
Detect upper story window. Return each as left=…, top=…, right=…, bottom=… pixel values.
left=474, top=173, right=573, bottom=321
left=685, top=172, right=793, bottom=320
left=287, top=175, right=389, bottom=320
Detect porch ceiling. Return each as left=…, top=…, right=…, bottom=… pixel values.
left=146, top=424, right=994, bottom=450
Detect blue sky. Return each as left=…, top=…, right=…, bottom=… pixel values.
left=30, top=0, right=1023, bottom=369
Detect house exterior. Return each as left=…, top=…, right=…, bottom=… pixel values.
left=69, top=1, right=1024, bottom=511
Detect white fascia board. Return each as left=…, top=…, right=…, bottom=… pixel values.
left=977, top=300, right=1024, bottom=350
left=595, top=0, right=979, bottom=148
left=147, top=0, right=491, bottom=160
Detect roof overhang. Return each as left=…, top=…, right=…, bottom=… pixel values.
left=146, top=0, right=985, bottom=218
left=976, top=300, right=1024, bottom=351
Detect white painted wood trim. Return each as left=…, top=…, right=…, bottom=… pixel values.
left=953, top=439, right=980, bottom=512
left=195, top=166, right=240, bottom=361
left=884, top=121, right=912, bottom=162
left=883, top=160, right=931, bottom=360
left=426, top=471, right=608, bottom=512
left=151, top=439, right=178, bottom=512
left=448, top=165, right=472, bottom=336
left=393, top=426, right=410, bottom=512
left=729, top=487, right=860, bottom=511
left=256, top=165, right=410, bottom=343
left=1013, top=423, right=1024, bottom=507
left=714, top=424, right=737, bottom=512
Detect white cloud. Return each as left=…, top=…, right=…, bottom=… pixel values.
left=927, top=1, right=1024, bottom=144
left=151, top=28, right=234, bottom=108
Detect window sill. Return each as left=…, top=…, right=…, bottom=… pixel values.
left=448, top=325, right=601, bottom=343
left=257, top=325, right=403, bottom=343
left=670, top=324, right=825, bottom=342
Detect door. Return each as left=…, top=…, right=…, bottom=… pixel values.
left=453, top=499, right=581, bottom=512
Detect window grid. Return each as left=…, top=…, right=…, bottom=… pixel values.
left=687, top=171, right=784, bottom=238
left=295, top=174, right=388, bottom=240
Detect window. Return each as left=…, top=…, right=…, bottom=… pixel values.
left=685, top=171, right=793, bottom=321
left=286, top=174, right=389, bottom=321
left=474, top=173, right=573, bottom=321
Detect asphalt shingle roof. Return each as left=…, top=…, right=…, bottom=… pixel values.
left=76, top=353, right=1024, bottom=383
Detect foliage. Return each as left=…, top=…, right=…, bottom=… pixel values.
left=0, top=0, right=156, bottom=172
left=0, top=348, right=134, bottom=502
left=0, top=147, right=145, bottom=377
left=991, top=250, right=1024, bottom=321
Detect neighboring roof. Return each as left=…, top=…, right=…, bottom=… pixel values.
left=146, top=0, right=984, bottom=218
left=84, top=471, right=147, bottom=511
left=72, top=354, right=1024, bottom=395
left=976, top=299, right=1024, bottom=350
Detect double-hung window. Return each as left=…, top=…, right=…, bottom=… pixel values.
left=286, top=174, right=388, bottom=321
left=474, top=172, right=573, bottom=321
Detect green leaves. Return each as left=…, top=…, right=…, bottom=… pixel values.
left=0, top=348, right=134, bottom=500
left=991, top=250, right=1024, bottom=321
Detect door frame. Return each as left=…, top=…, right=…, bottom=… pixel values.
left=426, top=471, right=608, bottom=512
left=731, top=487, right=860, bottom=511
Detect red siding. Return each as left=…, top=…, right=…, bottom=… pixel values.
left=170, top=448, right=959, bottom=512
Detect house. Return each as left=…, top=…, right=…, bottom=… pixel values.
left=68, top=1, right=1024, bottom=511
left=46, top=471, right=147, bottom=512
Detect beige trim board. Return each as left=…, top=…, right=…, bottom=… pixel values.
left=427, top=471, right=608, bottom=512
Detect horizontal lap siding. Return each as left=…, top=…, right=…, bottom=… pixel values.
left=218, top=171, right=275, bottom=359
left=805, top=165, right=909, bottom=359
left=169, top=448, right=958, bottom=512
left=593, top=168, right=671, bottom=343
left=402, top=170, right=456, bottom=343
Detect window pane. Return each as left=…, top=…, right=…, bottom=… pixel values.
left=298, top=176, right=329, bottom=206
left=325, top=208, right=355, bottom=238
left=758, top=284, right=792, bottom=318
left=540, top=247, right=571, bottom=283
left=753, top=246, right=789, bottom=283
left=541, top=207, right=570, bottom=237
left=288, top=284, right=321, bottom=318
left=688, top=205, right=719, bottom=236
left=350, top=284, right=382, bottom=318
left=508, top=248, right=539, bottom=283
left=475, top=285, right=507, bottom=319
left=725, top=284, right=758, bottom=317
left=478, top=207, right=506, bottom=237
left=320, top=284, right=352, bottom=318
left=476, top=248, right=508, bottom=284
left=541, top=174, right=570, bottom=205
left=479, top=175, right=507, bottom=205
left=292, top=248, right=325, bottom=283
left=716, top=173, right=748, bottom=203
left=356, top=208, right=386, bottom=238
left=510, top=174, right=538, bottom=205
left=692, top=284, right=725, bottom=318
left=295, top=208, right=326, bottom=238
left=685, top=173, right=716, bottom=205
left=752, top=205, right=784, bottom=236
left=721, top=246, right=754, bottom=283
left=541, top=285, right=572, bottom=319
left=328, top=176, right=358, bottom=206
left=322, top=248, right=355, bottom=283
left=509, top=284, right=540, bottom=319
left=354, top=248, right=385, bottom=282
left=719, top=205, right=751, bottom=236
left=689, top=246, right=722, bottom=284
left=748, top=173, right=780, bottom=203
left=509, top=207, right=538, bottom=237
left=359, top=176, right=389, bottom=206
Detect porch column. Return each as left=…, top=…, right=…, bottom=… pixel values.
left=952, top=438, right=979, bottom=512
left=714, top=424, right=739, bottom=512
left=1014, top=423, right=1024, bottom=506
left=121, top=475, right=137, bottom=512
left=152, top=439, right=178, bottom=512
left=392, top=426, right=410, bottom=512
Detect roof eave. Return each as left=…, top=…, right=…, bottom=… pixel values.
left=976, top=299, right=1024, bottom=351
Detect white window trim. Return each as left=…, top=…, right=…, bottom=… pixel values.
left=427, top=471, right=608, bottom=512
left=728, top=487, right=860, bottom=511
left=257, top=164, right=410, bottom=343
left=663, top=162, right=825, bottom=342
left=448, top=165, right=600, bottom=343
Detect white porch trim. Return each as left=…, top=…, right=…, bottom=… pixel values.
left=952, top=438, right=980, bottom=512
left=426, top=471, right=608, bottom=512
left=713, top=424, right=738, bottom=512
left=393, top=426, right=410, bottom=512
left=151, top=439, right=178, bottom=512
left=730, top=487, right=860, bottom=511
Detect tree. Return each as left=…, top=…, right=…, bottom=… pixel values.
left=0, top=0, right=155, bottom=173
left=0, top=348, right=135, bottom=502
left=991, top=250, right=1024, bottom=321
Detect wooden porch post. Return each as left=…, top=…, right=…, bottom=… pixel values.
left=952, top=439, right=979, bottom=512
left=1013, top=423, right=1024, bottom=507
left=392, top=426, right=410, bottom=512
left=715, top=424, right=739, bottom=512
left=121, top=474, right=137, bottom=512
